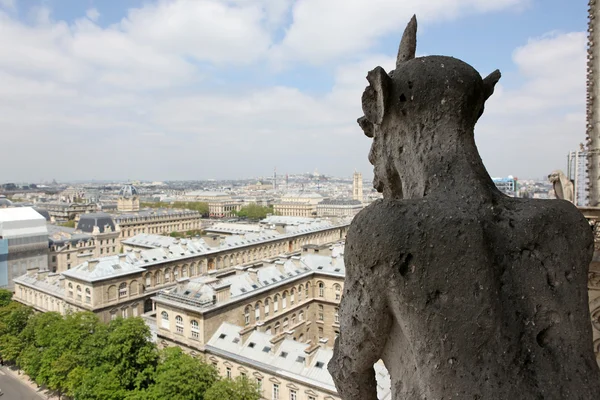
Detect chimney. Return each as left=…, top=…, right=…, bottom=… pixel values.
left=234, top=266, right=245, bottom=275
left=37, top=270, right=50, bottom=281
left=291, top=256, right=302, bottom=269
left=214, top=282, right=231, bottom=303
left=27, top=267, right=40, bottom=276
left=177, top=277, right=190, bottom=288
left=270, top=331, right=287, bottom=354
left=274, top=223, right=286, bottom=234
left=204, top=234, right=222, bottom=248
left=240, top=325, right=255, bottom=345
left=304, top=343, right=320, bottom=367
left=88, top=259, right=99, bottom=271
left=134, top=249, right=142, bottom=259
left=248, top=268, right=259, bottom=283
left=118, top=254, right=127, bottom=263
left=274, top=260, right=286, bottom=274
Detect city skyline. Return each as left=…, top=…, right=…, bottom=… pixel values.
left=0, top=0, right=588, bottom=181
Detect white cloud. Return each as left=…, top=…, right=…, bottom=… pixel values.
left=0, top=0, right=583, bottom=182
left=270, top=0, right=530, bottom=66
left=86, top=8, right=100, bottom=22
left=476, top=31, right=586, bottom=179
left=0, top=0, right=15, bottom=11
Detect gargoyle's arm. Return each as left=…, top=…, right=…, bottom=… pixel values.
left=328, top=262, right=391, bottom=400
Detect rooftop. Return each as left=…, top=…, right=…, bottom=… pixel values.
left=205, top=322, right=391, bottom=399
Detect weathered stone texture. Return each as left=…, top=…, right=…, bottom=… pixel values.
left=329, top=15, right=600, bottom=400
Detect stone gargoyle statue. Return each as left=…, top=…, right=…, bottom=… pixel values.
left=328, top=15, right=600, bottom=400
left=548, top=170, right=574, bottom=203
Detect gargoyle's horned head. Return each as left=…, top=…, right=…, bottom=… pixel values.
left=358, top=15, right=501, bottom=139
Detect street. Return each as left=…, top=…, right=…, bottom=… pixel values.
left=0, top=367, right=47, bottom=399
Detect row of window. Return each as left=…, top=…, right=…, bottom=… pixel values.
left=67, top=283, right=92, bottom=303
left=243, top=282, right=342, bottom=325
left=161, top=312, right=200, bottom=338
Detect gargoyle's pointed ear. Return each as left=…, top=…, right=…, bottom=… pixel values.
left=483, top=69, right=501, bottom=101
left=397, top=15, right=417, bottom=67
left=362, top=66, right=392, bottom=125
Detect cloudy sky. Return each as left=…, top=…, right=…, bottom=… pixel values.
left=0, top=0, right=588, bottom=182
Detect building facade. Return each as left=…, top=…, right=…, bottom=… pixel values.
left=13, top=218, right=350, bottom=323
left=352, top=172, right=363, bottom=202
left=316, top=199, right=363, bottom=218
left=0, top=208, right=49, bottom=290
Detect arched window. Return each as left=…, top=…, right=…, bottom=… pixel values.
left=291, top=314, right=296, bottom=325
left=283, top=318, right=289, bottom=330
left=175, top=315, right=184, bottom=334
left=299, top=310, right=304, bottom=321
left=164, top=269, right=171, bottom=283
left=273, top=295, right=279, bottom=313
left=145, top=274, right=152, bottom=287
left=264, top=298, right=270, bottom=317
left=318, top=304, right=324, bottom=321
left=335, top=307, right=339, bottom=324
left=161, top=311, right=169, bottom=329
left=305, top=284, right=309, bottom=298
left=298, top=285, right=303, bottom=301
left=318, top=281, right=324, bottom=297
left=255, top=303, right=261, bottom=320
left=244, top=306, right=251, bottom=325
left=155, top=271, right=162, bottom=285
left=119, top=282, right=127, bottom=297
left=290, top=289, right=295, bottom=305
left=76, top=285, right=82, bottom=301
left=334, top=284, right=341, bottom=301
left=68, top=283, right=73, bottom=298
left=182, top=266, right=188, bottom=278
left=274, top=322, right=280, bottom=334
left=85, top=288, right=91, bottom=304
left=174, top=267, right=179, bottom=280
left=191, top=320, right=199, bottom=339
left=108, top=285, right=116, bottom=301
left=282, top=292, right=287, bottom=309
left=265, top=326, right=272, bottom=335
left=299, top=333, right=304, bottom=342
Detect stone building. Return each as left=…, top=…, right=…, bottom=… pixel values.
left=184, top=191, right=242, bottom=218
left=13, top=218, right=349, bottom=323
left=153, top=243, right=391, bottom=400
left=109, top=209, right=203, bottom=242
left=352, top=172, right=363, bottom=202
left=316, top=199, right=363, bottom=218
left=0, top=207, right=49, bottom=290
left=48, top=223, right=120, bottom=273
left=273, top=193, right=325, bottom=218
left=117, top=184, right=140, bottom=212
left=36, top=202, right=98, bottom=223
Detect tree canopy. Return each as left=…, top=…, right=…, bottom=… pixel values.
left=235, top=204, right=273, bottom=220
left=0, top=299, right=262, bottom=400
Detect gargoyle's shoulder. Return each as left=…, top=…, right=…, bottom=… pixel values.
left=351, top=198, right=424, bottom=233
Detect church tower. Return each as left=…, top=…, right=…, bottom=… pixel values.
left=117, top=184, right=140, bottom=212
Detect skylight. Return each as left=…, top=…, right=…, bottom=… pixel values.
left=219, top=333, right=227, bottom=339
left=315, top=361, right=325, bottom=368
left=279, top=352, right=288, bottom=358
left=233, top=337, right=240, bottom=344
left=296, top=356, right=305, bottom=363
left=248, top=342, right=256, bottom=348
left=262, top=346, right=271, bottom=353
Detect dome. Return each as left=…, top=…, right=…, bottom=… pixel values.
left=118, top=184, right=138, bottom=199
left=0, top=195, right=13, bottom=207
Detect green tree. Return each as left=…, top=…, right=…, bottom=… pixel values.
left=236, top=204, right=273, bottom=220
left=72, top=364, right=128, bottom=400
left=60, top=220, right=76, bottom=228
left=204, top=376, right=261, bottom=400
left=0, top=334, right=24, bottom=363
left=0, top=302, right=33, bottom=337
left=146, top=347, right=218, bottom=400
left=0, top=289, right=12, bottom=307
left=104, top=317, right=158, bottom=390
